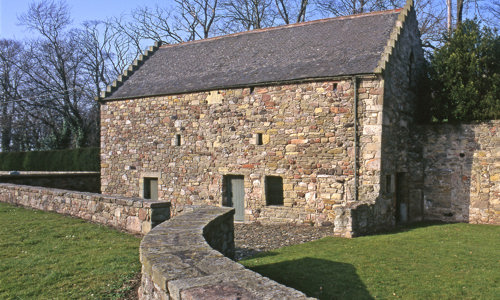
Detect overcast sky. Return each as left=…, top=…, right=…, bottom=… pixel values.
left=0, top=0, right=167, bottom=39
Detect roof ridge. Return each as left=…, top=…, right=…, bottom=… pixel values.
left=159, top=8, right=402, bottom=50
left=95, top=41, right=163, bottom=101
left=373, top=0, right=414, bottom=74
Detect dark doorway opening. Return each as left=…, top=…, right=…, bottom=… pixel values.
left=395, top=172, right=408, bottom=224
left=143, top=177, right=158, bottom=201
left=266, top=176, right=284, bottom=206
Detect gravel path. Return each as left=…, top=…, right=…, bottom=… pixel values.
left=234, top=223, right=334, bottom=260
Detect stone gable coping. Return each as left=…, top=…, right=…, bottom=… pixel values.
left=373, top=0, right=414, bottom=74
left=95, top=41, right=163, bottom=101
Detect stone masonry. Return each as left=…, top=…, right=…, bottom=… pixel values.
left=101, top=79, right=383, bottom=234
left=0, top=183, right=170, bottom=234
left=139, top=206, right=313, bottom=300
left=99, top=1, right=426, bottom=237
left=416, top=121, right=499, bottom=224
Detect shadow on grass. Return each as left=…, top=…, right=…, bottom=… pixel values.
left=358, top=220, right=453, bottom=237
left=235, top=248, right=281, bottom=260
left=247, top=257, right=373, bottom=299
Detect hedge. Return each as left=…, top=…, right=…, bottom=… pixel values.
left=0, top=148, right=99, bottom=171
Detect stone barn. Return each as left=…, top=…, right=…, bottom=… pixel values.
left=98, top=0, right=426, bottom=236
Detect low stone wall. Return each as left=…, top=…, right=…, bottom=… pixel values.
left=418, top=121, right=499, bottom=224
left=139, top=206, right=313, bottom=300
left=0, top=171, right=100, bottom=193
left=0, top=183, right=170, bottom=234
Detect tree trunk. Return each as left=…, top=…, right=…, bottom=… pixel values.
left=457, top=0, right=464, bottom=27
left=447, top=0, right=453, bottom=34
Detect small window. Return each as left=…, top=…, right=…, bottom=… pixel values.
left=256, top=133, right=263, bottom=145
left=144, top=177, right=158, bottom=200
left=175, top=134, right=181, bottom=146
left=266, top=176, right=284, bottom=206
left=333, top=83, right=338, bottom=91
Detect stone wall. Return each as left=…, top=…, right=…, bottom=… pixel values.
left=343, top=2, right=426, bottom=235
left=100, top=79, right=382, bottom=232
left=417, top=121, right=499, bottom=224
left=0, top=171, right=100, bottom=193
left=0, top=183, right=171, bottom=234
left=139, top=206, right=313, bottom=300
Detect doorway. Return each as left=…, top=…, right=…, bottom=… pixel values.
left=223, top=175, right=245, bottom=222
left=395, top=172, right=408, bottom=224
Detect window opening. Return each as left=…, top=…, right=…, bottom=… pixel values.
left=266, top=176, right=284, bottom=206
left=256, top=133, right=263, bottom=145
left=175, top=134, right=181, bottom=146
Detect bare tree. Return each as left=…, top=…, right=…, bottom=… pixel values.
left=222, top=0, right=275, bottom=31
left=19, top=1, right=95, bottom=149
left=316, top=0, right=381, bottom=16
left=77, top=21, right=114, bottom=96
left=274, top=0, right=310, bottom=24
left=175, top=0, right=221, bottom=39
left=129, top=6, right=185, bottom=44
left=0, top=40, right=24, bottom=151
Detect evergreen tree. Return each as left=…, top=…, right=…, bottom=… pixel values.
left=429, top=19, right=500, bottom=122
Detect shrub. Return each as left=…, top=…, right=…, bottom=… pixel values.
left=0, top=148, right=99, bottom=171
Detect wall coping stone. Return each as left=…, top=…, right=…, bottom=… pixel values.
left=0, top=183, right=170, bottom=234
left=139, top=206, right=314, bottom=299
left=0, top=183, right=169, bottom=207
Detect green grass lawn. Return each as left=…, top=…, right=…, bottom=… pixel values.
left=0, top=202, right=141, bottom=299
left=241, top=223, right=500, bottom=299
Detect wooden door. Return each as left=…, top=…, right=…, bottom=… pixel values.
left=224, top=175, right=245, bottom=222
left=396, top=172, right=408, bottom=224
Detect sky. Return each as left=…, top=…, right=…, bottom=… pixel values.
left=0, top=0, right=167, bottom=39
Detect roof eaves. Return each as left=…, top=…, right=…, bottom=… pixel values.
left=373, top=0, right=413, bottom=74
left=101, top=73, right=378, bottom=102
left=95, top=41, right=163, bottom=101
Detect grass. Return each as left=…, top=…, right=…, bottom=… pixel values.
left=0, top=202, right=141, bottom=299
left=241, top=222, right=500, bottom=299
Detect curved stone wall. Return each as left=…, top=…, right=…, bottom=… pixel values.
left=139, top=206, right=313, bottom=299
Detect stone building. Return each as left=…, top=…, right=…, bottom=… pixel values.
left=98, top=0, right=427, bottom=237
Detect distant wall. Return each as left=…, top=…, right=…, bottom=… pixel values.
left=139, top=206, right=312, bottom=300
left=0, top=183, right=170, bottom=234
left=0, top=172, right=100, bottom=193
left=418, top=121, right=499, bottom=224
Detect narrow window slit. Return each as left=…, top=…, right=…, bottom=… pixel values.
left=256, top=133, right=263, bottom=145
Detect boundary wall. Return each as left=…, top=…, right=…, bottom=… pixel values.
left=139, top=206, right=313, bottom=300
left=0, top=183, right=170, bottom=234
left=417, top=121, right=499, bottom=224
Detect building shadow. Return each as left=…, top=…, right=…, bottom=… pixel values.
left=245, top=257, right=373, bottom=299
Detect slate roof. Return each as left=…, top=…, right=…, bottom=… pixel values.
left=105, top=9, right=401, bottom=100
